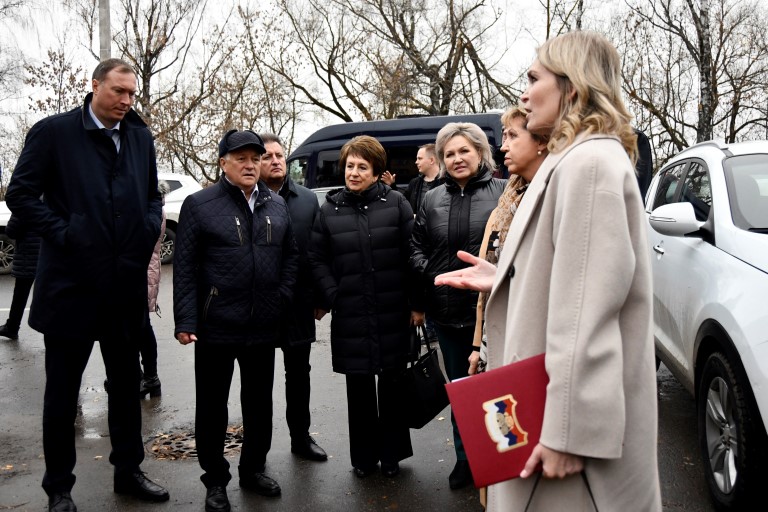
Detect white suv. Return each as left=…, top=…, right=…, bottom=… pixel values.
left=0, top=172, right=202, bottom=273
left=158, top=172, right=202, bottom=264
left=646, top=140, right=768, bottom=511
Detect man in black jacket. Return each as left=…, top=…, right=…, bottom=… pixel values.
left=174, top=130, right=299, bottom=512
left=258, top=133, right=327, bottom=462
left=380, top=143, right=443, bottom=216
left=6, top=58, right=168, bottom=512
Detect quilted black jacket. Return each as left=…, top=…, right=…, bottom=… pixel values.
left=173, top=178, right=299, bottom=344
left=410, top=166, right=505, bottom=328
left=309, top=182, right=415, bottom=375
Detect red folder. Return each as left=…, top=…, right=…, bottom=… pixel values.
left=445, top=353, right=548, bottom=487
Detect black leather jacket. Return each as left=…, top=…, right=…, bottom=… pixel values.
left=410, top=166, right=505, bottom=328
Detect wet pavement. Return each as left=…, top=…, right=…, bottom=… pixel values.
left=0, top=265, right=715, bottom=511
left=0, top=266, right=481, bottom=512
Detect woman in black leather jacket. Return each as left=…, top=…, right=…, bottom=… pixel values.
left=309, top=135, right=418, bottom=479
left=409, top=122, right=505, bottom=489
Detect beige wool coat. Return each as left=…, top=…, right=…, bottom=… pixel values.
left=484, top=133, right=661, bottom=511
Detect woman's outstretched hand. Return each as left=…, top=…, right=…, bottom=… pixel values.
left=434, top=251, right=497, bottom=293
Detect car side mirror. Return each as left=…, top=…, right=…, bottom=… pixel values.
left=649, top=202, right=705, bottom=237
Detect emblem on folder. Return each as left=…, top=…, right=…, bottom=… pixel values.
left=483, top=394, right=529, bottom=452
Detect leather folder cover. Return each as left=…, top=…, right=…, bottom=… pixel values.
left=445, top=353, right=548, bottom=487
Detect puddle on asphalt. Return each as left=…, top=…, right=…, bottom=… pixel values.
left=74, top=381, right=109, bottom=439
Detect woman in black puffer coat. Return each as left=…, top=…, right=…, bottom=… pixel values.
left=309, top=135, right=418, bottom=479
left=0, top=214, right=42, bottom=340
left=409, top=122, right=506, bottom=489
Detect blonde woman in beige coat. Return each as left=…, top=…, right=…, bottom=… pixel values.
left=435, top=31, right=662, bottom=511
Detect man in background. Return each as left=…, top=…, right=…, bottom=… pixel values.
left=259, top=132, right=328, bottom=462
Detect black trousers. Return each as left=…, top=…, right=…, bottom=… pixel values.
left=138, top=311, right=158, bottom=376
left=281, top=342, right=312, bottom=441
left=42, top=332, right=144, bottom=495
left=433, top=324, right=475, bottom=461
left=6, top=276, right=34, bottom=332
left=345, top=371, right=413, bottom=470
left=195, top=341, right=275, bottom=488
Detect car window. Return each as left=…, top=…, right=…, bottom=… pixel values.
left=165, top=180, right=183, bottom=192
left=316, top=150, right=343, bottom=188
left=724, top=154, right=768, bottom=230
left=287, top=157, right=307, bottom=186
left=652, top=163, right=686, bottom=209
left=680, top=162, right=712, bottom=222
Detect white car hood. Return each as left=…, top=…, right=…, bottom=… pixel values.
left=724, top=231, right=768, bottom=274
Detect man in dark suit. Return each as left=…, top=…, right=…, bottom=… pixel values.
left=259, top=133, right=328, bottom=462
left=6, top=58, right=168, bottom=512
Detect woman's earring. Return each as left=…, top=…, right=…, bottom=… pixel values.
left=537, top=150, right=542, bottom=156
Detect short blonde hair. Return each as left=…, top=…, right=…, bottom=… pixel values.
left=536, top=31, right=637, bottom=163
left=434, top=122, right=495, bottom=175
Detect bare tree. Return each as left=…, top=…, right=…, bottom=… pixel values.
left=113, top=0, right=207, bottom=123
left=620, top=0, right=768, bottom=161
left=0, top=0, right=30, bottom=102
left=263, top=0, right=516, bottom=122
left=24, top=47, right=89, bottom=115
left=536, top=0, right=588, bottom=38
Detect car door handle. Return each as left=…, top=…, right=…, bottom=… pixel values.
left=653, top=244, right=665, bottom=255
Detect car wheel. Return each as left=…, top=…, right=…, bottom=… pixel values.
left=697, top=351, right=763, bottom=511
left=160, top=227, right=176, bottom=265
left=0, top=233, right=15, bottom=275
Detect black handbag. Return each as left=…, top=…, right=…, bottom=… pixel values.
left=397, top=325, right=450, bottom=429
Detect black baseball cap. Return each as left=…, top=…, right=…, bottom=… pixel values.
left=218, top=129, right=266, bottom=158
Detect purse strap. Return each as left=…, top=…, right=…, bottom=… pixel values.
left=409, top=325, right=428, bottom=363
left=523, top=470, right=598, bottom=512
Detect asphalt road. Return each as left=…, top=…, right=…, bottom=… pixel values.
left=0, top=265, right=715, bottom=511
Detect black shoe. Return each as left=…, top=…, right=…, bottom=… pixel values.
left=239, top=472, right=281, bottom=497
left=448, top=459, right=473, bottom=490
left=48, top=492, right=77, bottom=512
left=114, top=470, right=170, bottom=502
left=291, top=435, right=328, bottom=461
left=0, top=323, right=19, bottom=340
left=205, top=486, right=231, bottom=512
left=381, top=462, right=400, bottom=478
left=352, top=465, right=377, bottom=478
left=140, top=373, right=161, bottom=398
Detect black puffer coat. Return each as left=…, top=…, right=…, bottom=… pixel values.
left=6, top=214, right=41, bottom=280
left=410, top=166, right=505, bottom=328
left=309, top=182, right=415, bottom=375
left=277, top=177, right=320, bottom=346
left=173, top=178, right=299, bottom=345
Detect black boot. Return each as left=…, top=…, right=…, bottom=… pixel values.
left=139, top=373, right=161, bottom=398
left=0, top=323, right=19, bottom=340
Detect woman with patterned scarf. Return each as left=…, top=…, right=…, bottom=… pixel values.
left=469, top=106, right=549, bottom=375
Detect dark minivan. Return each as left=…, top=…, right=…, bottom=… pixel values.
left=285, top=113, right=505, bottom=196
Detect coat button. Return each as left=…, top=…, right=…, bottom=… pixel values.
left=508, top=265, right=515, bottom=279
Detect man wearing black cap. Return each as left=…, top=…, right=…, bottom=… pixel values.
left=173, top=129, right=299, bottom=512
